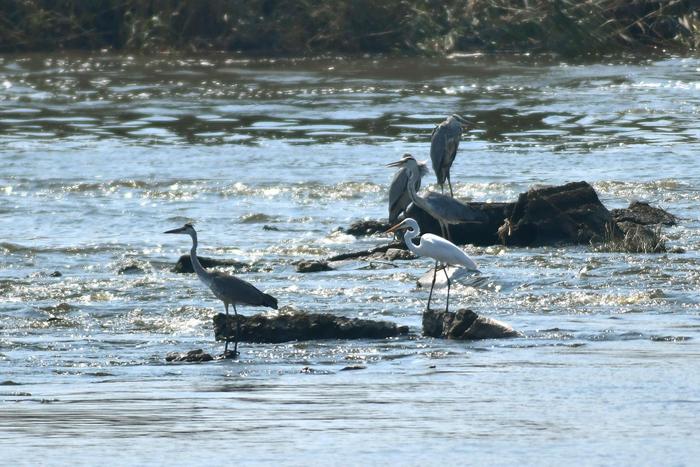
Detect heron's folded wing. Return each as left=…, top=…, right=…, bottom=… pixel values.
left=424, top=193, right=487, bottom=224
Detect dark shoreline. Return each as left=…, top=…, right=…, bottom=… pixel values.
left=2, top=1, right=697, bottom=57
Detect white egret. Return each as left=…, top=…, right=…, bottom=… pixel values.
left=386, top=217, right=478, bottom=312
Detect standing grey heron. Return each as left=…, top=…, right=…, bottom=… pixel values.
left=430, top=114, right=473, bottom=197
left=386, top=153, right=428, bottom=224
left=399, top=166, right=485, bottom=241
left=165, top=223, right=278, bottom=357
left=386, top=218, right=478, bottom=312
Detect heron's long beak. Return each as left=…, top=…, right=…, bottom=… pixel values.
left=164, top=227, right=186, bottom=234
left=456, top=117, right=475, bottom=129
left=385, top=160, right=406, bottom=168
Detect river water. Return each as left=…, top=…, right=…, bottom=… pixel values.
left=1, top=53, right=699, bottom=465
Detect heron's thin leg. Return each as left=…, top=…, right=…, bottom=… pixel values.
left=444, top=222, right=453, bottom=242
left=447, top=175, right=454, bottom=197
left=427, top=260, right=439, bottom=311
left=233, top=303, right=240, bottom=356
left=443, top=267, right=451, bottom=313
left=224, top=302, right=230, bottom=355
left=439, top=221, right=447, bottom=239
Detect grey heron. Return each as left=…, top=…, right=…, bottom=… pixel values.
left=399, top=165, right=486, bottom=241
left=430, top=114, right=472, bottom=196
left=386, top=218, right=478, bottom=313
left=386, top=153, right=428, bottom=224
left=165, top=223, right=278, bottom=357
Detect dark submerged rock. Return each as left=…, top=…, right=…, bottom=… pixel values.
left=173, top=254, right=247, bottom=273
left=340, top=365, right=367, bottom=371
left=213, top=310, right=409, bottom=343
left=423, top=308, right=520, bottom=340
left=383, top=248, right=415, bottom=261
left=611, top=201, right=677, bottom=226
left=326, top=241, right=407, bottom=262
left=342, top=219, right=392, bottom=237
left=118, top=264, right=147, bottom=275
left=295, top=260, right=333, bottom=273
left=166, top=349, right=214, bottom=363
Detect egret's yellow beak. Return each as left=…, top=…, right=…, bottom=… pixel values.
left=384, top=221, right=406, bottom=235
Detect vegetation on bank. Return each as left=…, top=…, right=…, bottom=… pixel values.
left=1, top=0, right=698, bottom=56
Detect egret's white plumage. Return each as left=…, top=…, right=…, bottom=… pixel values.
left=387, top=217, right=478, bottom=312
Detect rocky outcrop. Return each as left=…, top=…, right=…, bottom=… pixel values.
left=213, top=310, right=409, bottom=343
left=423, top=308, right=521, bottom=340
left=502, top=181, right=618, bottom=246
left=342, top=181, right=676, bottom=252
left=173, top=254, right=247, bottom=273
left=611, top=201, right=677, bottom=226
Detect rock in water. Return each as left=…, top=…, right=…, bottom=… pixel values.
left=611, top=201, right=677, bottom=226
left=213, top=310, right=409, bottom=343
left=423, top=308, right=520, bottom=340
left=341, top=182, right=676, bottom=251
left=343, top=220, right=391, bottom=237
left=504, top=181, right=619, bottom=246
left=295, top=260, right=333, bottom=273
left=166, top=349, right=214, bottom=362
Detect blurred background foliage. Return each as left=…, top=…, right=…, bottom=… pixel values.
left=1, top=0, right=698, bottom=56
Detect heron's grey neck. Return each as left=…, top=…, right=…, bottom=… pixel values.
left=406, top=173, right=421, bottom=205
left=188, top=231, right=210, bottom=282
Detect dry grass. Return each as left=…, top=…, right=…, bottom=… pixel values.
left=592, top=221, right=667, bottom=253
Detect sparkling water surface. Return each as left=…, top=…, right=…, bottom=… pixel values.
left=1, top=54, right=699, bottom=465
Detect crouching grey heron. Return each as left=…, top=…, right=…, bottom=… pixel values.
left=400, top=167, right=486, bottom=241
left=165, top=223, right=278, bottom=357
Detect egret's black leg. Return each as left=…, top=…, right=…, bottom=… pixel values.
left=443, top=267, right=452, bottom=313
left=233, top=303, right=240, bottom=356
left=427, top=260, right=439, bottom=311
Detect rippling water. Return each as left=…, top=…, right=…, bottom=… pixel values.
left=1, top=53, right=700, bottom=465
